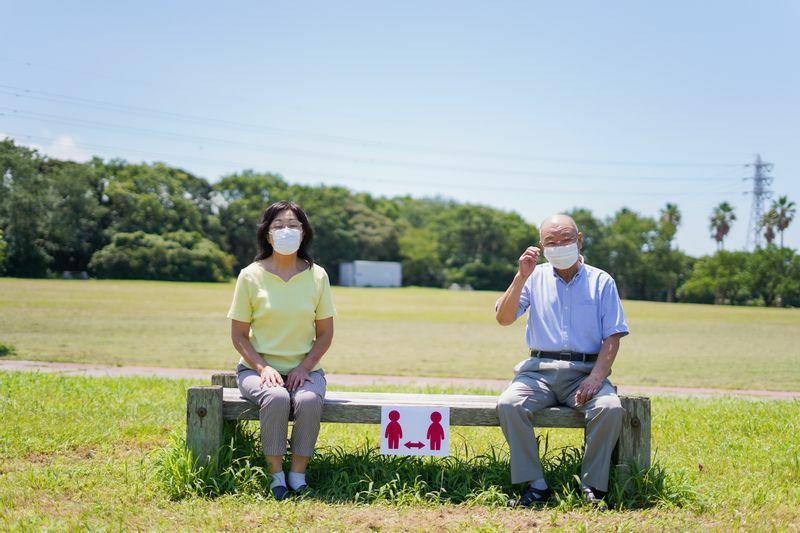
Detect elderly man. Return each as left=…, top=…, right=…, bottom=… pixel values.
left=495, top=214, right=629, bottom=507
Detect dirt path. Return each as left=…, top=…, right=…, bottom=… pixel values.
left=2, top=359, right=798, bottom=399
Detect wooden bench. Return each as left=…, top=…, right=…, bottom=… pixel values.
left=187, top=373, right=651, bottom=479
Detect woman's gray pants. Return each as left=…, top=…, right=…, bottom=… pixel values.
left=237, top=365, right=326, bottom=457
left=496, top=358, right=623, bottom=492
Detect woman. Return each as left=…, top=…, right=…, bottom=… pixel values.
left=227, top=200, right=335, bottom=500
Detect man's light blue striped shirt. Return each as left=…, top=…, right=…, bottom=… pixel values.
left=515, top=261, right=629, bottom=353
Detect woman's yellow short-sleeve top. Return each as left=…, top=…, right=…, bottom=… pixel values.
left=227, top=262, right=335, bottom=374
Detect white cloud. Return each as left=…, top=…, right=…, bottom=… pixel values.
left=2, top=132, right=90, bottom=162
left=46, top=135, right=90, bottom=162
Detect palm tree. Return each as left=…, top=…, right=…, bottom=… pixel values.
left=760, top=208, right=778, bottom=245
left=772, top=195, right=796, bottom=248
left=659, top=203, right=682, bottom=302
left=659, top=203, right=682, bottom=244
left=709, top=202, right=736, bottom=250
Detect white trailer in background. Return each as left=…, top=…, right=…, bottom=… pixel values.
left=339, top=260, right=402, bottom=287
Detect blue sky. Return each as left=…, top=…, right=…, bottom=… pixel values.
left=3, top=1, right=798, bottom=256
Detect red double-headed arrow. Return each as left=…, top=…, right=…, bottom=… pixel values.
left=404, top=441, right=425, bottom=449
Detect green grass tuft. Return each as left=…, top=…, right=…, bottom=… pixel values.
left=152, top=422, right=695, bottom=510
left=607, top=457, right=699, bottom=511
left=153, top=424, right=271, bottom=500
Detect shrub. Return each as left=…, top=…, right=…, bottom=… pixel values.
left=89, top=231, right=234, bottom=282
left=0, top=342, right=16, bottom=356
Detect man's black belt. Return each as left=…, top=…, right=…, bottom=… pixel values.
left=530, top=350, right=598, bottom=363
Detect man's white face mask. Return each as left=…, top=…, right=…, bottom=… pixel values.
left=543, top=242, right=580, bottom=270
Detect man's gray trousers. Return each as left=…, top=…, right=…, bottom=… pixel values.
left=496, top=358, right=623, bottom=491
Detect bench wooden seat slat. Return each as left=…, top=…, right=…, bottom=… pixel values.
left=221, top=389, right=503, bottom=406
left=222, top=388, right=586, bottom=428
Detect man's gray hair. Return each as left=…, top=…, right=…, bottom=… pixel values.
left=539, top=214, right=579, bottom=236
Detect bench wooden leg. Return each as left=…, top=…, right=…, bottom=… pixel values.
left=186, top=385, right=224, bottom=468
left=614, top=396, right=651, bottom=481
left=210, top=374, right=240, bottom=444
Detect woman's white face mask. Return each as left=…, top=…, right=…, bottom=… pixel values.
left=543, top=242, right=580, bottom=270
left=270, top=227, right=302, bottom=255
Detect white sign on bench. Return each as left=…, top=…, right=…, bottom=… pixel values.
left=380, top=406, right=450, bottom=457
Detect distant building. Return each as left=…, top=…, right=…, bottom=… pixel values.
left=339, top=260, right=402, bottom=287
left=61, top=271, right=89, bottom=280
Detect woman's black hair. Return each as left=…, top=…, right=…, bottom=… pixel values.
left=254, top=201, right=314, bottom=264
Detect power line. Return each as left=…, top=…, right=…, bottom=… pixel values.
left=4, top=131, right=750, bottom=198
left=0, top=109, right=745, bottom=183
left=293, top=170, right=748, bottom=197
left=0, top=82, right=744, bottom=168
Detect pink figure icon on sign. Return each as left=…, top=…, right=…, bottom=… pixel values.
left=427, top=411, right=445, bottom=451
left=385, top=410, right=403, bottom=449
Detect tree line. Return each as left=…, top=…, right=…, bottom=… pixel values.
left=1, top=138, right=798, bottom=306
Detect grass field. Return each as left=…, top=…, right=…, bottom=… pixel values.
left=1, top=278, right=799, bottom=390
left=2, top=279, right=799, bottom=529
left=1, top=372, right=798, bottom=530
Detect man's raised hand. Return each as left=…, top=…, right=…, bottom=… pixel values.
left=518, top=247, right=541, bottom=279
